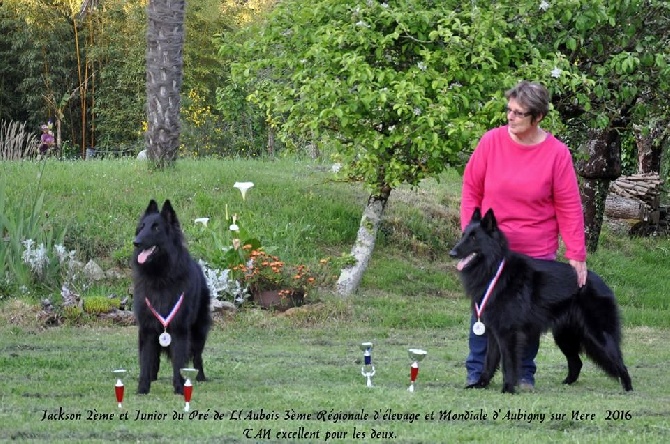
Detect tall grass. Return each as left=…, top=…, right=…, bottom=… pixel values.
left=0, top=120, right=39, bottom=160
left=0, top=162, right=67, bottom=298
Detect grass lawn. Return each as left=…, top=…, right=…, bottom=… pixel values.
left=1, top=303, right=669, bottom=443
left=0, top=158, right=669, bottom=443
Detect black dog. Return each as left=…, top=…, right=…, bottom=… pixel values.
left=132, top=200, right=211, bottom=394
left=450, top=208, right=632, bottom=394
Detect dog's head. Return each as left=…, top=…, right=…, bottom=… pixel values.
left=133, top=199, right=183, bottom=266
left=449, top=208, right=508, bottom=271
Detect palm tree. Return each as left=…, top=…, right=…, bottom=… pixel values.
left=145, top=0, right=185, bottom=168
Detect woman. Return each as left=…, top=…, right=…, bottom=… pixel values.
left=460, top=80, right=587, bottom=390
left=39, top=124, right=55, bottom=155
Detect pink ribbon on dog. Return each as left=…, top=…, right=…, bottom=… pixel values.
left=474, top=260, right=505, bottom=322
left=145, top=293, right=184, bottom=330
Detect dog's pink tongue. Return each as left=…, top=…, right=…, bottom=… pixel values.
left=137, top=246, right=156, bottom=264
left=456, top=253, right=475, bottom=271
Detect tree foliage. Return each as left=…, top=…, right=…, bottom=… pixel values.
left=1, top=0, right=80, bottom=149
left=0, top=0, right=265, bottom=157
left=214, top=0, right=280, bottom=157
left=233, top=0, right=594, bottom=195
left=89, top=0, right=146, bottom=150
left=231, top=0, right=669, bottom=226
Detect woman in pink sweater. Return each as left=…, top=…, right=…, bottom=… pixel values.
left=460, top=81, right=587, bottom=390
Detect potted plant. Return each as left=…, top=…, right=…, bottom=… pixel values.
left=230, top=246, right=321, bottom=310
left=189, top=181, right=337, bottom=310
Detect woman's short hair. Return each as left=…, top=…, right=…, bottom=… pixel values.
left=505, top=81, right=550, bottom=121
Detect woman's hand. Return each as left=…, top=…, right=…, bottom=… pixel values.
left=569, top=259, right=587, bottom=287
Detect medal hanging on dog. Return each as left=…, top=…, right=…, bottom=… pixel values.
left=145, top=294, right=184, bottom=347
left=473, top=321, right=486, bottom=336
left=473, top=260, right=505, bottom=336
left=159, top=331, right=171, bottom=347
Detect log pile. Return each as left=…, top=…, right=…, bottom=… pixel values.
left=605, top=173, right=664, bottom=223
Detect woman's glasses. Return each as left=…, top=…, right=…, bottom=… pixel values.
left=505, top=106, right=532, bottom=118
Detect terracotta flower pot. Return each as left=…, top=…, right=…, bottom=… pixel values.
left=253, top=289, right=304, bottom=311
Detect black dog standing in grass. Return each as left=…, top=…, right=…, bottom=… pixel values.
left=450, top=208, right=633, bottom=394
left=132, top=200, right=211, bottom=394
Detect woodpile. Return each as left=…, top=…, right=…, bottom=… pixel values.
left=605, top=173, right=664, bottom=223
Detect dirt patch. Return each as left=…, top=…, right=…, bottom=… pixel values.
left=0, top=299, right=56, bottom=329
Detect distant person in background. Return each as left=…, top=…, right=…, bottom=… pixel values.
left=39, top=124, right=55, bottom=156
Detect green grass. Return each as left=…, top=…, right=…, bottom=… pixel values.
left=1, top=312, right=669, bottom=443
left=1, top=157, right=669, bottom=443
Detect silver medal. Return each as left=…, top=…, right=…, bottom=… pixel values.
left=473, top=321, right=486, bottom=336
left=159, top=331, right=171, bottom=347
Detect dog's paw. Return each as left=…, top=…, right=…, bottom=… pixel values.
left=173, top=386, right=184, bottom=395
left=137, top=386, right=150, bottom=395
left=501, top=384, right=517, bottom=394
left=562, top=376, right=577, bottom=385
left=465, top=379, right=489, bottom=389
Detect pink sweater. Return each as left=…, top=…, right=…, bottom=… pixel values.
left=460, top=126, right=586, bottom=262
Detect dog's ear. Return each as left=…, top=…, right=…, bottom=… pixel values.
left=160, top=200, right=181, bottom=227
left=144, top=199, right=159, bottom=215
left=482, top=208, right=497, bottom=233
left=471, top=207, right=482, bottom=222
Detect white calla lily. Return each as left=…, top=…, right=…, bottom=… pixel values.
left=233, top=182, right=254, bottom=200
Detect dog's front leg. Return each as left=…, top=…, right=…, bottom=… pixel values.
left=499, top=331, right=521, bottom=394
left=473, top=336, right=501, bottom=389
left=170, top=335, right=188, bottom=395
left=138, top=330, right=160, bottom=394
left=151, top=350, right=160, bottom=381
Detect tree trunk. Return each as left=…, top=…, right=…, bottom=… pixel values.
left=634, top=122, right=665, bottom=174
left=336, top=186, right=392, bottom=297
left=575, top=128, right=621, bottom=180
left=267, top=127, right=275, bottom=156
left=55, top=118, right=62, bottom=158
left=576, top=128, right=623, bottom=253
left=581, top=178, right=610, bottom=253
left=145, top=0, right=185, bottom=169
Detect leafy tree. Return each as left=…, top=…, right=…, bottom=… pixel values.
left=183, top=0, right=230, bottom=103
left=91, top=0, right=241, bottom=155
left=90, top=0, right=146, bottom=151
left=1, top=0, right=82, bottom=151
left=180, top=0, right=250, bottom=158
left=0, top=5, right=29, bottom=122
left=214, top=0, right=279, bottom=157
left=516, top=0, right=670, bottom=251
left=3, top=0, right=260, bottom=158
left=230, top=0, right=582, bottom=295
left=230, top=0, right=669, bottom=294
